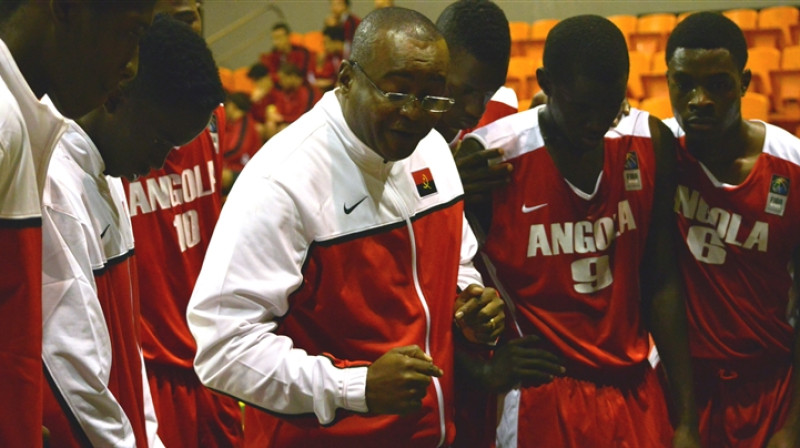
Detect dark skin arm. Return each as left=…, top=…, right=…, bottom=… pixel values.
left=766, top=248, right=800, bottom=448
left=455, top=138, right=513, bottom=214
left=455, top=334, right=564, bottom=393
left=453, top=137, right=564, bottom=392
left=643, top=116, right=701, bottom=447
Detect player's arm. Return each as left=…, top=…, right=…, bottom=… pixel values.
left=453, top=213, right=505, bottom=344
left=643, top=116, right=701, bottom=447
left=41, top=204, right=136, bottom=447
left=766, top=247, right=800, bottom=448
left=187, top=174, right=443, bottom=423
left=455, top=137, right=512, bottom=216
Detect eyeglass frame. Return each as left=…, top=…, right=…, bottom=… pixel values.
left=349, top=60, right=456, bottom=113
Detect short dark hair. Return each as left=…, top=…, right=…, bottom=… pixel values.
left=124, top=14, right=224, bottom=112
left=247, top=63, right=270, bottom=80
left=351, top=7, right=442, bottom=66
left=323, top=25, right=345, bottom=42
left=543, top=15, right=628, bottom=85
left=436, top=0, right=510, bottom=69
left=272, top=22, right=290, bottom=34
left=666, top=12, right=748, bottom=71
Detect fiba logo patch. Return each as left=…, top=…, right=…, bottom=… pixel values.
left=765, top=174, right=789, bottom=216
left=623, top=151, right=642, bottom=191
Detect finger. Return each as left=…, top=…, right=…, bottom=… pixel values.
left=456, top=148, right=505, bottom=167
left=394, top=345, right=432, bottom=362
left=459, top=162, right=513, bottom=184
left=454, top=285, right=483, bottom=319
left=463, top=178, right=513, bottom=196
left=512, top=349, right=565, bottom=370
left=407, top=358, right=443, bottom=378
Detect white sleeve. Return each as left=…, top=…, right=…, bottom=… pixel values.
left=41, top=204, right=136, bottom=448
left=457, top=213, right=483, bottom=290
left=187, top=176, right=368, bottom=425
left=139, top=352, right=164, bottom=448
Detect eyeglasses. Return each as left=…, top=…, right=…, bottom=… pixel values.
left=350, top=61, right=455, bottom=113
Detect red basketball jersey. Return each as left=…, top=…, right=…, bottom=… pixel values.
left=125, top=106, right=225, bottom=368
left=469, top=108, right=657, bottom=370
left=671, top=122, right=800, bottom=362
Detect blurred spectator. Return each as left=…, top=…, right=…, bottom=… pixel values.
left=260, top=23, right=312, bottom=85
left=223, top=92, right=263, bottom=194
left=246, top=63, right=276, bottom=124
left=325, top=0, right=360, bottom=57
left=265, top=62, right=321, bottom=139
left=314, top=26, right=345, bottom=92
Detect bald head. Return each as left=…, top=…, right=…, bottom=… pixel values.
left=350, top=7, right=443, bottom=67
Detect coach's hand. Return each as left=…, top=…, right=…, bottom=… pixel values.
left=454, top=285, right=504, bottom=344
left=366, top=345, right=443, bottom=415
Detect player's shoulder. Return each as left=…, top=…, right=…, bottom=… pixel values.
left=465, top=106, right=544, bottom=161
left=762, top=122, right=800, bottom=167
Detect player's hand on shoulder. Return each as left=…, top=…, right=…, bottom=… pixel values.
left=365, top=345, right=442, bottom=416
left=455, top=140, right=513, bottom=206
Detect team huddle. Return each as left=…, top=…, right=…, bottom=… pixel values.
left=0, top=0, right=797, bottom=447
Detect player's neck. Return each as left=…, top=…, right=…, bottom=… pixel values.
left=539, top=107, right=604, bottom=194
left=687, top=119, right=765, bottom=185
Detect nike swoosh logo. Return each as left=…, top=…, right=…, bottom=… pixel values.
left=521, top=203, right=548, bottom=213
left=100, top=224, right=111, bottom=238
left=343, top=196, right=368, bottom=215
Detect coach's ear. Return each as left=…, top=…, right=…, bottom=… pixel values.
left=337, top=60, right=355, bottom=93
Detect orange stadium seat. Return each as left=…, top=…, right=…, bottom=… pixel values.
left=219, top=67, right=234, bottom=92
left=782, top=45, right=800, bottom=69
left=792, top=23, right=800, bottom=46
left=525, top=18, right=558, bottom=60
left=639, top=95, right=672, bottom=120
left=759, top=6, right=799, bottom=48
left=509, top=21, right=531, bottom=57
left=723, top=9, right=758, bottom=31
left=303, top=31, right=324, bottom=55
left=630, top=13, right=676, bottom=53
left=607, top=15, right=638, bottom=46
left=505, top=56, right=539, bottom=101
left=741, top=91, right=770, bottom=121
left=531, top=18, right=559, bottom=40
left=231, top=67, right=255, bottom=95
left=770, top=68, right=800, bottom=113
left=641, top=51, right=668, bottom=99
left=289, top=32, right=304, bottom=46
left=747, top=46, right=781, bottom=98
left=627, top=50, right=652, bottom=100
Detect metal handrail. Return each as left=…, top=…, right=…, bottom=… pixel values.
left=207, top=3, right=285, bottom=65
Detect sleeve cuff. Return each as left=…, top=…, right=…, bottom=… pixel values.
left=338, top=366, right=368, bottom=413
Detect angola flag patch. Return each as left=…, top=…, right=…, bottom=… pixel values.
left=412, top=168, right=438, bottom=197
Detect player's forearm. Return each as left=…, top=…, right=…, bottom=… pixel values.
left=777, top=331, right=800, bottom=438
left=647, top=283, right=698, bottom=428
